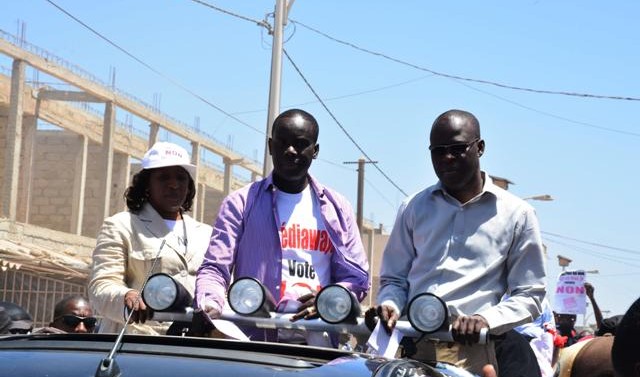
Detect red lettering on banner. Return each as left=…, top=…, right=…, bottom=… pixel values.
left=556, top=286, right=586, bottom=294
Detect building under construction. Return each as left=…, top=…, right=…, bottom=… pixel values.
left=0, top=30, right=387, bottom=327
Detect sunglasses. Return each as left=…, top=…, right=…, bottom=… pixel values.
left=8, top=328, right=31, bottom=334
left=55, top=314, right=97, bottom=329
left=429, top=138, right=480, bottom=157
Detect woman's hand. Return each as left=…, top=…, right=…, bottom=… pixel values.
left=124, top=290, right=152, bottom=324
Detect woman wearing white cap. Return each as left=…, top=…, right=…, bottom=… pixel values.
left=88, top=142, right=212, bottom=335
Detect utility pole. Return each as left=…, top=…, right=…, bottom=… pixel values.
left=343, top=157, right=377, bottom=231
left=263, top=0, right=295, bottom=177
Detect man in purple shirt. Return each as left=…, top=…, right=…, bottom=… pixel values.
left=195, top=108, right=369, bottom=342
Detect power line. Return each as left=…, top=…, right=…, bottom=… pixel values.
left=188, top=0, right=270, bottom=30
left=365, top=177, right=399, bottom=210
left=544, top=238, right=640, bottom=269
left=542, top=231, right=640, bottom=255
left=45, top=0, right=264, bottom=135
left=544, top=238, right=640, bottom=263
left=318, top=158, right=398, bottom=210
left=231, top=74, right=434, bottom=116
left=283, top=48, right=408, bottom=197
left=454, top=80, right=640, bottom=138
left=188, top=1, right=640, bottom=103
left=291, top=20, right=640, bottom=102
left=186, top=2, right=640, bottom=138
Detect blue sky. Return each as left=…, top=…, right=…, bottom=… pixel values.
left=2, top=1, right=639, bottom=321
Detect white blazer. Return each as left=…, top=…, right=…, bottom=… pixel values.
left=88, top=203, right=212, bottom=334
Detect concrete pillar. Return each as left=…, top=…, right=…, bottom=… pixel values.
left=100, top=101, right=116, bottom=221
left=120, top=154, right=131, bottom=212
left=148, top=123, right=159, bottom=148
left=197, top=183, right=206, bottom=223
left=223, top=157, right=233, bottom=196
left=71, top=135, right=88, bottom=235
left=2, top=59, right=25, bottom=220
left=366, top=227, right=375, bottom=308
left=17, top=115, right=36, bottom=223
left=109, top=152, right=131, bottom=215
left=190, top=141, right=201, bottom=215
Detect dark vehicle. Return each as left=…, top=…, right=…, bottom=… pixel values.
left=0, top=333, right=409, bottom=377
left=0, top=277, right=480, bottom=377
left=0, top=332, right=481, bottom=377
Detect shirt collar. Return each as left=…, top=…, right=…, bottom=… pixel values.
left=264, top=173, right=326, bottom=197
left=431, top=171, right=499, bottom=203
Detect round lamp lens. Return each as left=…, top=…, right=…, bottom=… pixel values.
left=229, top=278, right=264, bottom=315
left=408, top=294, right=446, bottom=333
left=316, top=285, right=352, bottom=324
left=143, top=274, right=177, bottom=311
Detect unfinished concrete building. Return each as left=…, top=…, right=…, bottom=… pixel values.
left=0, top=31, right=263, bottom=326
left=0, top=30, right=388, bottom=326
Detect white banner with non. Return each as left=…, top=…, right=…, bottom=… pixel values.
left=553, top=270, right=586, bottom=315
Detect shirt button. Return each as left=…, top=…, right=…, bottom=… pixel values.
left=180, top=271, right=187, bottom=277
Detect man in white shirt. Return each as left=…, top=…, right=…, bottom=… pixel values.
left=374, top=109, right=547, bottom=375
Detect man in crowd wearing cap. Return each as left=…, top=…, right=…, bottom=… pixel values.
left=0, top=301, right=33, bottom=334
left=0, top=307, right=11, bottom=334
left=89, top=142, right=212, bottom=335
left=195, top=109, right=369, bottom=344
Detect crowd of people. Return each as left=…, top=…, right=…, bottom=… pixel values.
left=1, top=295, right=96, bottom=334
left=2, top=108, right=639, bottom=377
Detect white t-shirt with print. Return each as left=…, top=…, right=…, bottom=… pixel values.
left=276, top=186, right=333, bottom=313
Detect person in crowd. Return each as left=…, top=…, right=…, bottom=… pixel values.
left=514, top=298, right=555, bottom=376
left=612, top=296, right=640, bottom=377
left=195, top=109, right=369, bottom=344
left=48, top=296, right=96, bottom=333
left=0, top=301, right=33, bottom=334
left=585, top=282, right=604, bottom=335
left=553, top=283, right=620, bottom=377
left=0, top=307, right=12, bottom=334
left=89, top=142, right=213, bottom=335
left=494, top=329, right=543, bottom=377
left=554, top=312, right=580, bottom=347
left=372, top=109, right=547, bottom=375
left=554, top=282, right=601, bottom=347
left=585, top=282, right=623, bottom=338
left=555, top=335, right=614, bottom=377
left=595, top=315, right=623, bottom=337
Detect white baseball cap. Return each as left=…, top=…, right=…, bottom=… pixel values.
left=142, top=142, right=197, bottom=179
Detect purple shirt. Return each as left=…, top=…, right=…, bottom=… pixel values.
left=195, top=174, right=370, bottom=339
